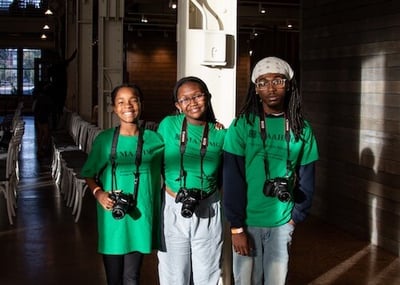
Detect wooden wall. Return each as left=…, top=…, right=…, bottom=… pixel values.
left=302, top=0, right=400, bottom=254
left=125, top=30, right=178, bottom=123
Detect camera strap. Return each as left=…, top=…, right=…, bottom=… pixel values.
left=178, top=117, right=209, bottom=193
left=259, top=114, right=291, bottom=178
left=110, top=125, right=144, bottom=202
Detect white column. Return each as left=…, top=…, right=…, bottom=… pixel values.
left=76, top=0, right=93, bottom=121
left=177, top=0, right=237, bottom=127
left=98, top=0, right=124, bottom=129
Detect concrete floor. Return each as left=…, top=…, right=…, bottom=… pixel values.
left=0, top=116, right=399, bottom=285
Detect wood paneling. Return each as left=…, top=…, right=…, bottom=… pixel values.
left=125, top=31, right=177, bottom=123
left=302, top=0, right=400, bottom=255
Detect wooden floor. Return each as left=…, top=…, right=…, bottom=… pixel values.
left=1, top=116, right=400, bottom=285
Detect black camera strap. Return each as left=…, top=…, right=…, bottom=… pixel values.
left=259, top=113, right=291, bottom=178
left=110, top=125, right=144, bottom=202
left=178, top=117, right=209, bottom=193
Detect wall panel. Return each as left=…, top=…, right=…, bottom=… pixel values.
left=302, top=0, right=400, bottom=255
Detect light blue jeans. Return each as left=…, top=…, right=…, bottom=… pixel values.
left=158, top=191, right=223, bottom=285
left=233, top=223, right=295, bottom=285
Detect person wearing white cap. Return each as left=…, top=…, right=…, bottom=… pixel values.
left=223, top=56, right=319, bottom=284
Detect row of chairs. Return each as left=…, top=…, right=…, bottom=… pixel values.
left=0, top=102, right=25, bottom=225
left=51, top=110, right=102, bottom=222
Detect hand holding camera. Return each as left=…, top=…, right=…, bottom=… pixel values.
left=109, top=190, right=136, bottom=220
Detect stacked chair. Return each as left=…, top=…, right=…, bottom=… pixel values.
left=0, top=102, right=25, bottom=225
left=51, top=110, right=101, bottom=222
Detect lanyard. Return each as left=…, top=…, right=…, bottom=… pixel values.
left=259, top=114, right=291, bottom=178
left=110, top=125, right=143, bottom=201
left=178, top=118, right=209, bottom=190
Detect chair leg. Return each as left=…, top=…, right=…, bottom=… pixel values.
left=74, top=180, right=88, bottom=223
left=5, top=184, right=14, bottom=225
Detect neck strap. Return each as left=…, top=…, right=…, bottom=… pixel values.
left=178, top=118, right=209, bottom=189
left=259, top=114, right=291, bottom=177
left=110, top=125, right=144, bottom=201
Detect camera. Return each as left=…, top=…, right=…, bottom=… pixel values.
left=175, top=188, right=201, bottom=218
left=109, top=190, right=136, bottom=220
left=263, top=177, right=291, bottom=202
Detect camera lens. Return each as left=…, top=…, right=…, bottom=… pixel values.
left=277, top=191, right=291, bottom=203
left=112, top=206, right=126, bottom=219
left=181, top=208, right=194, bottom=218
left=180, top=197, right=198, bottom=218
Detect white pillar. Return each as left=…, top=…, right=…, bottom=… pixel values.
left=177, top=0, right=237, bottom=127
left=98, top=0, right=124, bottom=129
left=75, top=0, right=93, bottom=121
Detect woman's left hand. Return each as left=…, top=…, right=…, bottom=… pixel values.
left=214, top=122, right=224, bottom=130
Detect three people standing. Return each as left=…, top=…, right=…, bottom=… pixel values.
left=82, top=57, right=318, bottom=285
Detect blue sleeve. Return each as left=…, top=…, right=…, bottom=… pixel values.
left=292, top=162, right=316, bottom=223
left=223, top=151, right=247, bottom=228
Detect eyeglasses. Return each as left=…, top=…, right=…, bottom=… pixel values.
left=177, top=93, right=205, bottom=105
left=255, top=78, right=286, bottom=89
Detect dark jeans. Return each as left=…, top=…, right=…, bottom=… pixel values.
left=103, top=252, right=144, bottom=285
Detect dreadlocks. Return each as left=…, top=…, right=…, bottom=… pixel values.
left=236, top=77, right=305, bottom=141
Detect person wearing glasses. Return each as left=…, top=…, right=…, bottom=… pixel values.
left=81, top=84, right=164, bottom=285
left=157, top=76, right=226, bottom=285
left=223, top=57, right=319, bottom=285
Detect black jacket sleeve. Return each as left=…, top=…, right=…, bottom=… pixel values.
left=292, top=162, right=316, bottom=224
left=222, top=151, right=247, bottom=228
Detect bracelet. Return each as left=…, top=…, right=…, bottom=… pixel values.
left=92, top=186, right=101, bottom=196
left=231, top=227, right=244, bottom=234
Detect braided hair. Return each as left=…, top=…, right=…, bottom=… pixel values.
left=237, top=77, right=305, bottom=141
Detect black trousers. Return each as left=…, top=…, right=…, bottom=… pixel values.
left=103, top=251, right=144, bottom=285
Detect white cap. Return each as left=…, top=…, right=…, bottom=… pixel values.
left=251, top=56, right=294, bottom=83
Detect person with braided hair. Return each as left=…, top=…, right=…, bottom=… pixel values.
left=223, top=56, right=319, bottom=285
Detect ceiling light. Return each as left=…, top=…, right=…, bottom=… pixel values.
left=287, top=23, right=293, bottom=29
left=44, top=9, right=53, bottom=15
left=43, top=24, right=50, bottom=30
left=41, top=34, right=47, bottom=39
left=259, top=3, right=266, bottom=14
left=169, top=0, right=177, bottom=9
left=250, top=29, right=258, bottom=39
left=141, top=15, right=148, bottom=23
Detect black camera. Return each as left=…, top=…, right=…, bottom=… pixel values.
left=175, top=188, right=201, bottom=218
left=109, top=190, right=136, bottom=220
left=263, top=177, right=291, bottom=202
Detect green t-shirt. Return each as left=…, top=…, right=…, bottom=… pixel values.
left=223, top=114, right=319, bottom=227
left=81, top=127, right=164, bottom=254
left=158, top=114, right=226, bottom=193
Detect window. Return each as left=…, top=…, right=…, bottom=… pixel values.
left=0, top=0, right=42, bottom=10
left=0, top=48, right=41, bottom=96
